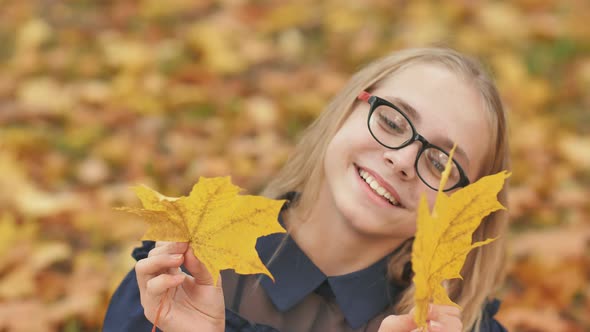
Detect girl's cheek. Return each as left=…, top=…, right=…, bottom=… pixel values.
left=423, top=191, right=437, bottom=209
left=404, top=188, right=434, bottom=211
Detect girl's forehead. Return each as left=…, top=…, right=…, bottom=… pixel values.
left=375, top=63, right=465, bottom=93
left=373, top=63, right=482, bottom=119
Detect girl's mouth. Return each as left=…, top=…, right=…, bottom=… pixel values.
left=356, top=166, right=402, bottom=207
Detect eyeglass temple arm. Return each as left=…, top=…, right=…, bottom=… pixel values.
left=358, top=91, right=371, bottom=102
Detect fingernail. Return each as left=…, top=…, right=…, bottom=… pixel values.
left=172, top=254, right=183, bottom=260
left=429, top=320, right=442, bottom=331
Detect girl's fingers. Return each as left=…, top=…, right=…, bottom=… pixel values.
left=136, top=253, right=184, bottom=288
left=145, top=273, right=185, bottom=298
left=427, top=305, right=462, bottom=332
left=428, top=304, right=461, bottom=319
left=428, top=315, right=462, bottom=332
left=397, top=306, right=462, bottom=332
left=378, top=313, right=416, bottom=332
left=149, top=242, right=189, bottom=257
left=183, top=247, right=217, bottom=286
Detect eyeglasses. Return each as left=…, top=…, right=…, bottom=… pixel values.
left=357, top=91, right=470, bottom=192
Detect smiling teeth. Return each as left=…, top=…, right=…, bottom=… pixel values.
left=358, top=169, right=400, bottom=206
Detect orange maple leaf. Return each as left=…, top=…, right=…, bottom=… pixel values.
left=118, top=176, right=287, bottom=285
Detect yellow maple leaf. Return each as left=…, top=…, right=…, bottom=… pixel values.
left=411, top=146, right=510, bottom=329
left=118, top=176, right=286, bottom=285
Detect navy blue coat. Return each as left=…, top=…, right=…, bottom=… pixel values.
left=104, top=239, right=507, bottom=332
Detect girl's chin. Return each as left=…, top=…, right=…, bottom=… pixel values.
left=347, top=219, right=415, bottom=240
left=339, top=202, right=413, bottom=236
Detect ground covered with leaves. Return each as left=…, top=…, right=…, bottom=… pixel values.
left=0, top=1, right=588, bottom=331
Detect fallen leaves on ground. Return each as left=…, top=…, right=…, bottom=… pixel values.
left=0, top=1, right=589, bottom=331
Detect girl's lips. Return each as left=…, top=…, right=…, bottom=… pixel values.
left=355, top=164, right=404, bottom=208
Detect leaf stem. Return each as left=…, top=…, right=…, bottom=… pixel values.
left=152, top=288, right=169, bottom=332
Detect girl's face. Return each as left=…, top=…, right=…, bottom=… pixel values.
left=322, top=63, right=492, bottom=240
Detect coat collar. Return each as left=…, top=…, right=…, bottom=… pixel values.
left=256, top=207, right=404, bottom=329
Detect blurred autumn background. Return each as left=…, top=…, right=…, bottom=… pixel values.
left=0, top=0, right=589, bottom=331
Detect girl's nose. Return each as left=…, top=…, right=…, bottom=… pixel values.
left=382, top=142, right=421, bottom=180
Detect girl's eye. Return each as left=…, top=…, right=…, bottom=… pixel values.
left=431, top=158, right=445, bottom=173
left=425, top=149, right=447, bottom=173
left=424, top=151, right=446, bottom=175
left=424, top=149, right=460, bottom=180
left=377, top=112, right=407, bottom=135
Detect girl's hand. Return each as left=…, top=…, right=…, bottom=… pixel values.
left=378, top=305, right=462, bottom=332
left=135, top=242, right=225, bottom=332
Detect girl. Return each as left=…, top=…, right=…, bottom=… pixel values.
left=104, top=47, right=510, bottom=332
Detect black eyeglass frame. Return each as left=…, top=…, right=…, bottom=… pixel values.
left=358, top=92, right=470, bottom=192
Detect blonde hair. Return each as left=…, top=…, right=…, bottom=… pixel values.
left=261, top=47, right=510, bottom=331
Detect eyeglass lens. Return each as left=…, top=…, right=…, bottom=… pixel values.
left=369, top=104, right=461, bottom=190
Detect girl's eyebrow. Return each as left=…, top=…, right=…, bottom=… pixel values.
left=383, top=95, right=471, bottom=168
left=383, top=96, right=421, bottom=123
left=439, top=137, right=471, bottom=168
